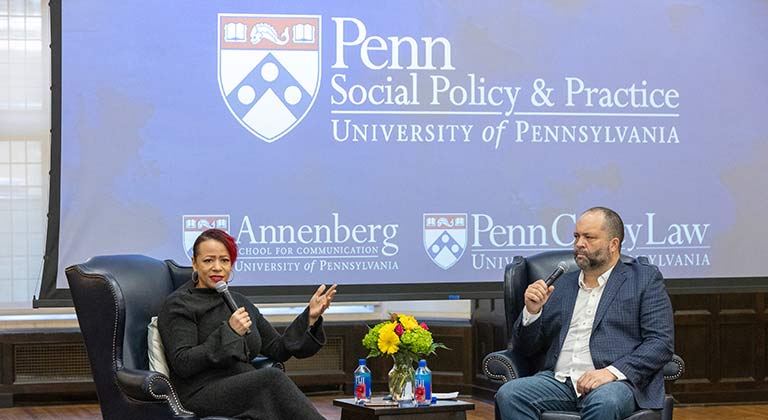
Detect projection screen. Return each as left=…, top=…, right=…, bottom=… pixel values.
left=37, top=0, right=768, bottom=305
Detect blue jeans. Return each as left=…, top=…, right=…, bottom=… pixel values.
left=495, top=371, right=638, bottom=420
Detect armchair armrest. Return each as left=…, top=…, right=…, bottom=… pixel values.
left=118, top=364, right=284, bottom=420
left=483, top=351, right=684, bottom=385
left=482, top=349, right=521, bottom=383
left=663, top=354, right=685, bottom=381
left=116, top=368, right=195, bottom=417
left=116, top=362, right=281, bottom=416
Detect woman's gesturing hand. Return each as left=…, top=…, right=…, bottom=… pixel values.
left=308, top=284, right=338, bottom=326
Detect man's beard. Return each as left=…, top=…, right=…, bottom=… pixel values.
left=574, top=247, right=609, bottom=270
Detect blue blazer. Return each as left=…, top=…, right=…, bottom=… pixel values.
left=512, top=259, right=674, bottom=409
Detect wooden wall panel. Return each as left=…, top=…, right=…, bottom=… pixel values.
left=669, top=293, right=768, bottom=403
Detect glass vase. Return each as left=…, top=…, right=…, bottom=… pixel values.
left=388, top=355, right=415, bottom=402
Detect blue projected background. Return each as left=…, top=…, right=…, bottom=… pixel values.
left=55, top=1, right=768, bottom=289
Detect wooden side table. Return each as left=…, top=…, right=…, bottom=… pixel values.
left=333, top=398, right=475, bottom=420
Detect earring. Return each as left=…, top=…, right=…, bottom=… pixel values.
left=192, top=271, right=198, bottom=283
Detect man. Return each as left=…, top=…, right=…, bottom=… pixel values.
left=495, top=207, right=674, bottom=420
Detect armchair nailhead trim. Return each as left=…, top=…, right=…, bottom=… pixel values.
left=483, top=355, right=517, bottom=383
left=664, top=357, right=685, bottom=381
left=105, top=277, right=120, bottom=374
left=149, top=375, right=194, bottom=416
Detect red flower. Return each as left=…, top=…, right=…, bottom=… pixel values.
left=415, top=385, right=426, bottom=402
left=355, top=382, right=367, bottom=399
left=394, top=323, right=404, bottom=336
left=420, top=322, right=429, bottom=331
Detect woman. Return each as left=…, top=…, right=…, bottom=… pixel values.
left=158, top=228, right=337, bottom=419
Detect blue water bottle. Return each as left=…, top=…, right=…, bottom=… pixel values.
left=354, top=359, right=372, bottom=404
left=414, top=359, right=432, bottom=405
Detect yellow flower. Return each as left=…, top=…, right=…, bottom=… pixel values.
left=378, top=323, right=400, bottom=354
left=399, top=315, right=419, bottom=331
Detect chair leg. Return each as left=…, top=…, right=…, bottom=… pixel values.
left=662, top=395, right=673, bottom=420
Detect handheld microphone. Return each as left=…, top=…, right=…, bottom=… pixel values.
left=544, top=261, right=569, bottom=287
left=215, top=281, right=250, bottom=334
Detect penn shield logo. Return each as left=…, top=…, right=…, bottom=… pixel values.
left=182, top=215, right=230, bottom=259
left=218, top=14, right=321, bottom=143
left=423, top=213, right=467, bottom=269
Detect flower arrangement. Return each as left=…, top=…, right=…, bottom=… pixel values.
left=362, top=313, right=448, bottom=401
left=362, top=313, right=448, bottom=365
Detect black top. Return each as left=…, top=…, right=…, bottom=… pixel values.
left=158, top=280, right=325, bottom=403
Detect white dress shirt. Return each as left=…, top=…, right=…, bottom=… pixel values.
left=522, top=265, right=626, bottom=396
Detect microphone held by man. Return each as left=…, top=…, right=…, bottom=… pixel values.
left=526, top=261, right=568, bottom=315
left=545, top=261, right=569, bottom=287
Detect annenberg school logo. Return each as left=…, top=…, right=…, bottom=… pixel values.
left=423, top=213, right=467, bottom=270
left=218, top=14, right=321, bottom=142
left=183, top=215, right=230, bottom=259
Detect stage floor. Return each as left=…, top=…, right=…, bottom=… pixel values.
left=0, top=394, right=766, bottom=420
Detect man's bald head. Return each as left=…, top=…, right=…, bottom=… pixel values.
left=582, top=206, right=624, bottom=246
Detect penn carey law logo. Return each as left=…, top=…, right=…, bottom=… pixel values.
left=218, top=14, right=321, bottom=143
left=183, top=215, right=230, bottom=259
left=423, top=213, right=467, bottom=270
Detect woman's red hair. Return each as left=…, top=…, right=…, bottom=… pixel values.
left=192, top=228, right=238, bottom=263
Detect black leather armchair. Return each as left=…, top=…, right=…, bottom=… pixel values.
left=66, top=254, right=283, bottom=420
left=481, top=250, right=684, bottom=420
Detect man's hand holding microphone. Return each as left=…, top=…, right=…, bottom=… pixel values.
left=524, top=261, right=567, bottom=315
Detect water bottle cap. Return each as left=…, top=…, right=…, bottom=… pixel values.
left=418, top=359, right=427, bottom=367
left=359, top=359, right=367, bottom=365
